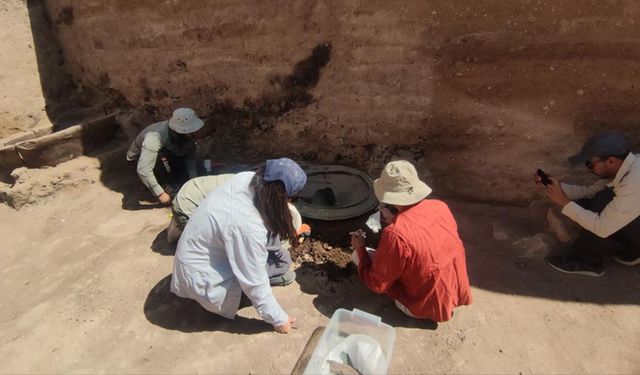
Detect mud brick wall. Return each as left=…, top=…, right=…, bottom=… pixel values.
left=43, top=0, right=640, bottom=203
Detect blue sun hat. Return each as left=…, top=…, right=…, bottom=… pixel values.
left=264, top=158, right=307, bottom=197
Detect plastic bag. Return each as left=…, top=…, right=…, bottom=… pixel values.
left=366, top=211, right=382, bottom=233
left=321, top=334, right=387, bottom=374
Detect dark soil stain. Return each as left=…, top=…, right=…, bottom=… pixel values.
left=185, top=42, right=333, bottom=161
left=55, top=6, right=74, bottom=26
left=223, top=42, right=331, bottom=127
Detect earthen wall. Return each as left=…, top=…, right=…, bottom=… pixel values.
left=43, top=0, right=640, bottom=202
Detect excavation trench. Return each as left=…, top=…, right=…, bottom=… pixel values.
left=289, top=164, right=379, bottom=280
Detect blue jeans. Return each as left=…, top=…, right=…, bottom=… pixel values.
left=266, top=248, right=292, bottom=278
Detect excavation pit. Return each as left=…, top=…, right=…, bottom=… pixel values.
left=294, top=165, right=378, bottom=221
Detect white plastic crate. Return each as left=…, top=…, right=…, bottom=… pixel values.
left=303, top=308, right=396, bottom=375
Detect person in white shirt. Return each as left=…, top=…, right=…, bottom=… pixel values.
left=537, top=131, right=640, bottom=277
left=170, top=158, right=306, bottom=333
left=167, top=173, right=306, bottom=287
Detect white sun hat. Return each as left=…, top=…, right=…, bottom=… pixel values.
left=167, top=108, right=204, bottom=134
left=373, top=160, right=432, bottom=205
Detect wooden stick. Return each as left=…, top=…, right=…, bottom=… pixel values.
left=291, top=326, right=326, bottom=375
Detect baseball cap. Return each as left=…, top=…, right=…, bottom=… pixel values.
left=568, top=131, right=631, bottom=165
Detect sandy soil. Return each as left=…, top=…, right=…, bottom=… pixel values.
left=0, top=0, right=49, bottom=138
left=0, top=154, right=639, bottom=374
left=1, top=1, right=639, bottom=373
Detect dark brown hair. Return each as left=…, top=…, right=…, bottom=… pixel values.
left=251, top=168, right=297, bottom=245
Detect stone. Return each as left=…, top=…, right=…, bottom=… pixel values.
left=512, top=233, right=553, bottom=258
left=491, top=220, right=510, bottom=241
left=546, top=208, right=572, bottom=243
left=0, top=157, right=100, bottom=209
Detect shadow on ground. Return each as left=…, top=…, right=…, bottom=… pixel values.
left=294, top=262, right=438, bottom=330
left=144, top=274, right=269, bottom=334
left=450, top=201, right=640, bottom=306
left=151, top=229, right=176, bottom=256
left=142, top=198, right=639, bottom=336
left=293, top=198, right=640, bottom=329
left=92, top=143, right=170, bottom=211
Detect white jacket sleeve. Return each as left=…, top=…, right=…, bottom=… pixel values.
left=562, top=182, right=640, bottom=238
left=560, top=180, right=609, bottom=201
left=223, top=227, right=288, bottom=326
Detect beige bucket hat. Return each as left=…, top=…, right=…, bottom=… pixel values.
left=168, top=108, right=204, bottom=134
left=373, top=160, right=432, bottom=205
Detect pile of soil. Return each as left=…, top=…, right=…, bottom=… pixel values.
left=288, top=212, right=383, bottom=281
left=291, top=238, right=351, bottom=267
left=290, top=238, right=357, bottom=280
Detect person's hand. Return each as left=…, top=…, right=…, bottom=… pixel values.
left=546, top=178, right=571, bottom=207
left=274, top=316, right=296, bottom=334
left=533, top=171, right=542, bottom=184
left=350, top=230, right=366, bottom=250
left=158, top=192, right=172, bottom=205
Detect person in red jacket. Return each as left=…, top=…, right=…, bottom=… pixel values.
left=351, top=160, right=472, bottom=322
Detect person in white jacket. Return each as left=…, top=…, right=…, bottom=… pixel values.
left=171, top=158, right=306, bottom=333
left=167, top=173, right=305, bottom=287
left=537, top=131, right=640, bottom=277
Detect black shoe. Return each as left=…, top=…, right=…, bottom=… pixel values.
left=546, top=255, right=605, bottom=277
left=612, top=252, right=640, bottom=266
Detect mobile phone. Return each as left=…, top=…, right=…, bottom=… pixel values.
left=536, top=169, right=552, bottom=186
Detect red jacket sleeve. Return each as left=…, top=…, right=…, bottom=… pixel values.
left=358, top=229, right=407, bottom=294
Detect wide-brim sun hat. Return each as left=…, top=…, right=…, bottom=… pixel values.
left=373, top=160, right=432, bottom=206
left=168, top=108, right=204, bottom=134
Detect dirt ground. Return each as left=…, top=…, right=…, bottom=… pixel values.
left=0, top=0, right=49, bottom=138
left=0, top=154, right=639, bottom=374
left=1, top=0, right=639, bottom=373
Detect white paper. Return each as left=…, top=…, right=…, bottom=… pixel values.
left=366, top=211, right=382, bottom=233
